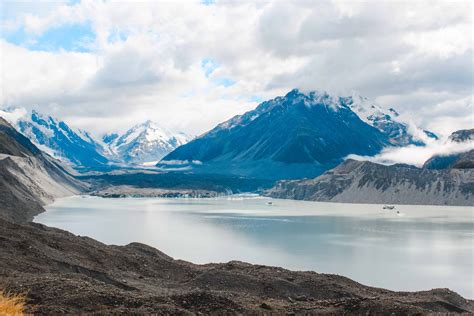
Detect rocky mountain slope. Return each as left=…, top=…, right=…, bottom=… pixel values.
left=0, top=117, right=86, bottom=222
left=105, top=120, right=190, bottom=165
left=161, top=89, right=434, bottom=179
left=266, top=129, right=474, bottom=206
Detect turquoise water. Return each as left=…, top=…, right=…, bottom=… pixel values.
left=36, top=196, right=474, bottom=298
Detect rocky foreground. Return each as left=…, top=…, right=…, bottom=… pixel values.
left=1, top=218, right=473, bottom=314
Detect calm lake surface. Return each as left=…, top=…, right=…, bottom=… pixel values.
left=36, top=195, right=474, bottom=298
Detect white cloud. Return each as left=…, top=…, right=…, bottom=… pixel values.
left=349, top=136, right=474, bottom=167
left=0, top=0, right=472, bottom=137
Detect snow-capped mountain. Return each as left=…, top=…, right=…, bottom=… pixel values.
left=343, top=93, right=437, bottom=145
left=15, top=110, right=110, bottom=170
left=107, top=120, right=190, bottom=165
left=161, top=89, right=435, bottom=179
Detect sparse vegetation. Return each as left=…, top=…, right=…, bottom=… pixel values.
left=0, top=290, right=26, bottom=316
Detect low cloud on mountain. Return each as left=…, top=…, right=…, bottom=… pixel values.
left=348, top=136, right=474, bottom=167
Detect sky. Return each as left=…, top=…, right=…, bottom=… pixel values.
left=0, top=0, right=472, bottom=137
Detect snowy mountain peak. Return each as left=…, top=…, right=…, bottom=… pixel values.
left=108, top=120, right=191, bottom=164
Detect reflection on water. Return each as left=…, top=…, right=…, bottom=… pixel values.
left=35, top=196, right=474, bottom=298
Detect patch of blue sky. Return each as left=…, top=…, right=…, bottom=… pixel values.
left=250, top=96, right=263, bottom=103
left=213, top=77, right=236, bottom=87
left=180, top=90, right=197, bottom=98
left=201, top=58, right=235, bottom=87
left=201, top=0, right=215, bottom=5
left=107, top=28, right=128, bottom=43
left=201, top=58, right=218, bottom=77
left=3, top=22, right=95, bottom=52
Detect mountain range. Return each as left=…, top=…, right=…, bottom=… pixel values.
left=160, top=89, right=436, bottom=179
left=266, top=129, right=474, bottom=206
left=5, top=110, right=190, bottom=171
left=3, top=90, right=437, bottom=178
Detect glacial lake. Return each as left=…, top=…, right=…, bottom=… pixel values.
left=35, top=195, right=474, bottom=298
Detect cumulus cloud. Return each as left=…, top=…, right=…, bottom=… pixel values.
left=0, top=0, right=472, bottom=137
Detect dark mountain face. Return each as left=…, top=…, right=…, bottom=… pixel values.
left=0, top=117, right=41, bottom=157
left=103, top=133, right=119, bottom=144
left=423, top=150, right=474, bottom=170
left=161, top=90, right=391, bottom=179
left=449, top=129, right=474, bottom=143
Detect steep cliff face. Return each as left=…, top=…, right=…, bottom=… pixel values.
left=0, top=117, right=86, bottom=223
